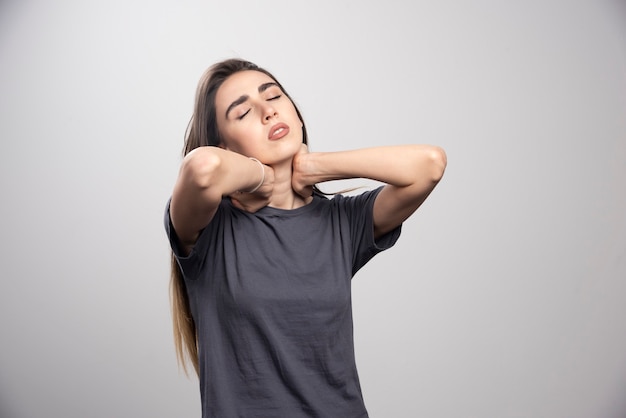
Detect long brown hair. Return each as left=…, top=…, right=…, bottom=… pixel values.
left=170, top=58, right=311, bottom=376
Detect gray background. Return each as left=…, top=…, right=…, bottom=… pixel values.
left=1, top=0, right=625, bottom=417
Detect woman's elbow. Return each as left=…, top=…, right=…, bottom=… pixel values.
left=426, top=146, right=447, bottom=183
left=181, top=147, right=223, bottom=190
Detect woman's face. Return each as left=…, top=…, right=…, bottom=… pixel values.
left=215, top=70, right=304, bottom=165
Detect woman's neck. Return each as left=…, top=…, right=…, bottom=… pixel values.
left=267, top=161, right=312, bottom=210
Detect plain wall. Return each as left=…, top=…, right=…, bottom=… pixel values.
left=1, top=0, right=625, bottom=417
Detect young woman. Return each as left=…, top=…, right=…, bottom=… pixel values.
left=165, top=58, right=447, bottom=417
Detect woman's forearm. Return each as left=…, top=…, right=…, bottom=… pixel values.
left=180, top=146, right=267, bottom=197
left=296, top=145, right=447, bottom=189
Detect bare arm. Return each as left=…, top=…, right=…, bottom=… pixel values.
left=170, top=146, right=271, bottom=254
left=292, top=145, right=447, bottom=238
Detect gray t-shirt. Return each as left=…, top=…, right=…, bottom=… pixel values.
left=165, top=187, right=401, bottom=418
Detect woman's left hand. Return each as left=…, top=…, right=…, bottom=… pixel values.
left=292, top=143, right=313, bottom=198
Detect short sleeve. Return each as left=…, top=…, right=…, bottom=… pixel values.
left=333, top=186, right=402, bottom=275
left=163, top=198, right=218, bottom=281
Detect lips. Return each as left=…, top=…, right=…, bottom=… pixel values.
left=268, top=123, right=289, bottom=140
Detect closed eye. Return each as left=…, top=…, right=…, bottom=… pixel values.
left=237, top=109, right=251, bottom=120
left=268, top=94, right=282, bottom=101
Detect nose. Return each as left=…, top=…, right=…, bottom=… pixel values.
left=263, top=103, right=278, bottom=122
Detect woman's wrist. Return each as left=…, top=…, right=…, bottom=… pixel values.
left=244, top=158, right=265, bottom=193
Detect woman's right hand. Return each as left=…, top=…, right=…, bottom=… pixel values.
left=230, top=163, right=274, bottom=213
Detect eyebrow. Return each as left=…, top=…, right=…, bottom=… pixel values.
left=224, top=82, right=280, bottom=119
